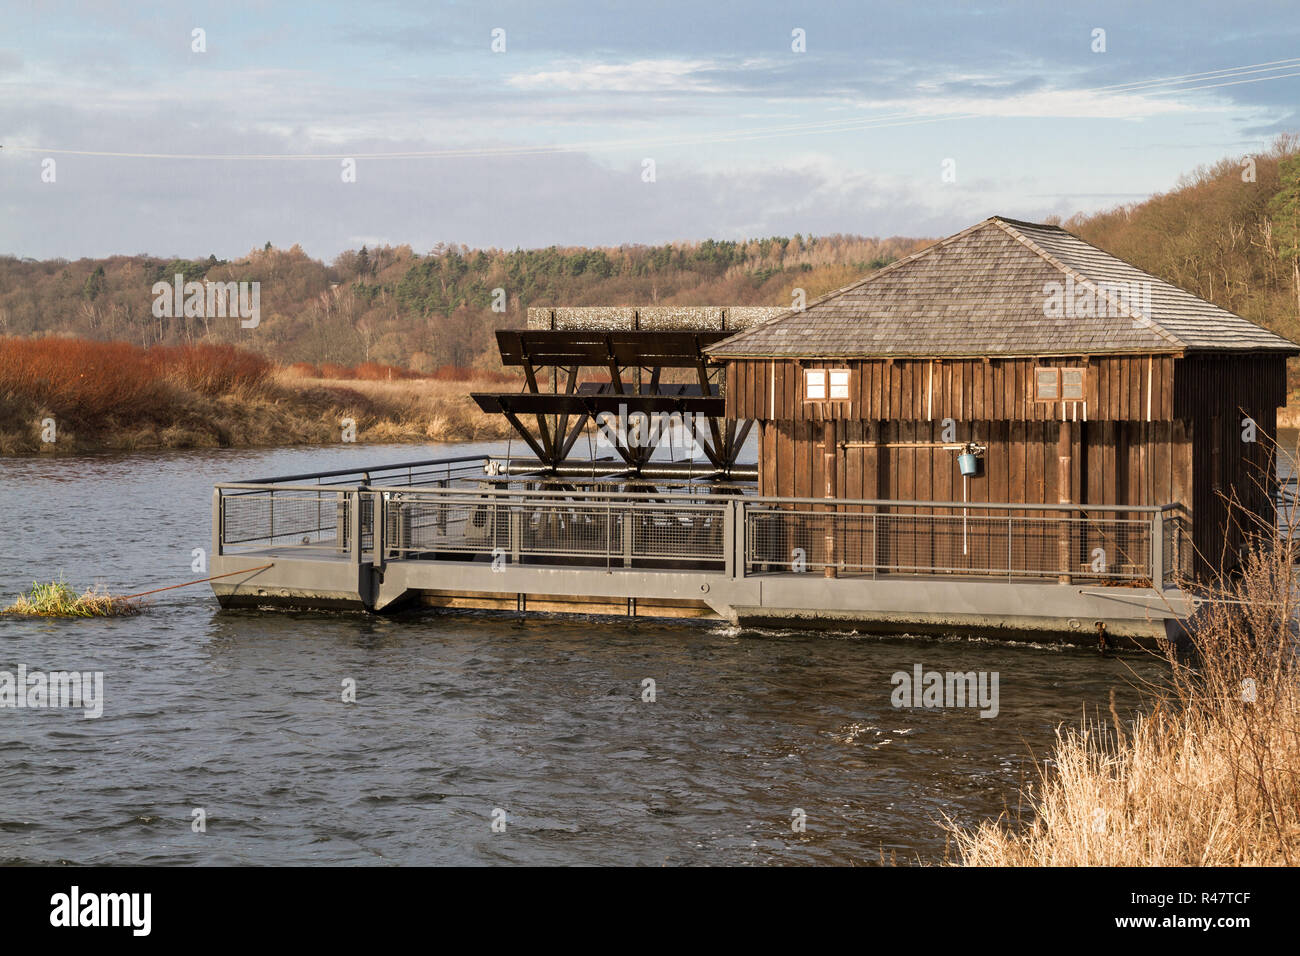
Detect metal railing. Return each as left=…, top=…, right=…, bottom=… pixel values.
left=234, top=454, right=491, bottom=490
left=745, top=502, right=1166, bottom=581
left=380, top=491, right=729, bottom=568
left=214, top=455, right=1182, bottom=586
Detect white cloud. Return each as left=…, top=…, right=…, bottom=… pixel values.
left=506, top=58, right=743, bottom=93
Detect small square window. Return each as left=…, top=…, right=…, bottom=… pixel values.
left=805, top=368, right=851, bottom=401
left=1034, top=368, right=1059, bottom=400
left=1033, top=367, right=1085, bottom=402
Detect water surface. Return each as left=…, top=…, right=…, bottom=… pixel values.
left=0, top=441, right=1169, bottom=865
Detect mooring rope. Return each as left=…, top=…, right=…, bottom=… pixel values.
left=121, top=563, right=275, bottom=600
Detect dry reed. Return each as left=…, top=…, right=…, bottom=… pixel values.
left=944, top=441, right=1300, bottom=866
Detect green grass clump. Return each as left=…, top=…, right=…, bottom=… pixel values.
left=2, top=580, right=140, bottom=618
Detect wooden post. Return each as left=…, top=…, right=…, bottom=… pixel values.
left=824, top=420, right=838, bottom=578
left=1058, top=421, right=1072, bottom=583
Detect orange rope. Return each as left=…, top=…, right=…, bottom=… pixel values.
left=121, top=563, right=274, bottom=600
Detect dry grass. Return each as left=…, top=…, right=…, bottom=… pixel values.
left=283, top=360, right=515, bottom=383
left=269, top=372, right=515, bottom=443
left=944, top=450, right=1300, bottom=866
left=0, top=337, right=516, bottom=453
left=3, top=580, right=140, bottom=617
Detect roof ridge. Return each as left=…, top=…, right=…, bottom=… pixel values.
left=991, top=215, right=1066, bottom=232
left=989, top=218, right=1188, bottom=351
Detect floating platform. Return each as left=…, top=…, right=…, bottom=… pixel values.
left=209, top=454, right=1194, bottom=647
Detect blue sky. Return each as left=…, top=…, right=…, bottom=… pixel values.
left=1, top=0, right=1297, bottom=260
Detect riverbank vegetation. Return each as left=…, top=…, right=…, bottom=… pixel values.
left=0, top=338, right=514, bottom=454
left=945, top=498, right=1300, bottom=865
left=2, top=580, right=140, bottom=617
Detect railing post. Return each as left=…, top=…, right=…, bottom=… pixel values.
left=212, top=489, right=223, bottom=557
left=1151, top=509, right=1164, bottom=588
left=723, top=500, right=735, bottom=578
left=510, top=504, right=522, bottom=566
left=605, top=501, right=612, bottom=569
left=336, top=492, right=348, bottom=554
left=349, top=487, right=363, bottom=567
left=871, top=511, right=878, bottom=579
left=737, top=500, right=749, bottom=578
left=373, top=492, right=386, bottom=565
left=1006, top=516, right=1012, bottom=581
left=622, top=502, right=633, bottom=567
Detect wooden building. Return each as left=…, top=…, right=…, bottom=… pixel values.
left=705, top=217, right=1299, bottom=579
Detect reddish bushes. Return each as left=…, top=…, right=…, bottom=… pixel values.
left=0, top=339, right=164, bottom=417
left=152, top=343, right=272, bottom=395
left=0, top=337, right=271, bottom=419
left=429, top=365, right=515, bottom=384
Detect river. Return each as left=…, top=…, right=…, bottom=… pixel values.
left=0, top=441, right=1175, bottom=865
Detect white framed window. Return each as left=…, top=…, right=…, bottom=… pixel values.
left=805, top=367, right=850, bottom=401
left=1034, top=366, right=1085, bottom=402
left=1061, top=367, right=1085, bottom=400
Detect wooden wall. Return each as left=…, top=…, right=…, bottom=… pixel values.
left=1174, top=355, right=1287, bottom=575
left=726, top=356, right=1176, bottom=423
left=757, top=419, right=1190, bottom=511
left=729, top=352, right=1290, bottom=580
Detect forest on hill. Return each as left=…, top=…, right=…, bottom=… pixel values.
left=1066, top=134, right=1300, bottom=367
left=0, top=234, right=924, bottom=373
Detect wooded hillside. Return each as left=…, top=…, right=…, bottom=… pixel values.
left=1066, top=135, right=1300, bottom=386
left=0, top=235, right=924, bottom=373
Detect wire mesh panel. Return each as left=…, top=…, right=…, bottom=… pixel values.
left=746, top=506, right=1152, bottom=580
left=383, top=494, right=727, bottom=567
left=384, top=496, right=510, bottom=556
left=221, top=492, right=349, bottom=550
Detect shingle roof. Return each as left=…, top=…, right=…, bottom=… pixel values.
left=704, top=217, right=1300, bottom=359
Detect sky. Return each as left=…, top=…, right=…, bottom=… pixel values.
left=1, top=0, right=1297, bottom=261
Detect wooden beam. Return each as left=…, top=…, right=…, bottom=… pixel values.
left=500, top=408, right=552, bottom=466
